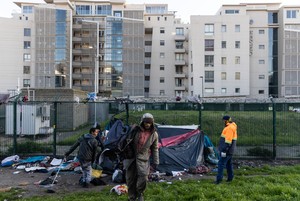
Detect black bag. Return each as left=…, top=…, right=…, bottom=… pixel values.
left=118, top=126, right=138, bottom=159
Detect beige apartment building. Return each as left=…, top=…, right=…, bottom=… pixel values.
left=1, top=1, right=300, bottom=99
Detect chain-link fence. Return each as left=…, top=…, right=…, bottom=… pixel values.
left=1, top=100, right=300, bottom=160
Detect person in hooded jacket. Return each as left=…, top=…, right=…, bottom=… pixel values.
left=64, top=127, right=100, bottom=188
left=215, top=115, right=238, bottom=184
left=123, top=113, right=159, bottom=201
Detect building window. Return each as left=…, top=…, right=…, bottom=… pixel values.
left=259, top=60, right=265, bottom=64
left=160, top=27, right=165, bottom=34
left=145, top=52, right=151, bottom=57
left=145, top=88, right=149, bottom=92
left=145, top=64, right=150, bottom=69
left=225, top=10, right=239, bottom=14
left=235, top=72, right=240, bottom=80
left=160, top=65, right=165, bottom=70
left=76, top=5, right=91, bottom=15
left=145, top=41, right=152, bottom=46
left=23, top=53, right=31, bottom=61
left=24, top=41, right=31, bottom=49
left=221, top=88, right=227, bottom=93
left=235, top=25, right=240, bottom=32
left=205, top=39, right=214, bottom=51
left=176, top=27, right=184, bottom=35
left=205, top=55, right=214, bottom=67
left=23, top=6, right=33, bottom=14
left=175, top=53, right=184, bottom=61
left=221, top=25, right=227, bottom=32
left=160, top=52, right=165, bottom=58
left=157, top=17, right=160, bottom=21
left=259, top=90, right=264, bottom=94
left=221, top=72, right=226, bottom=80
left=145, top=76, right=150, bottom=81
left=221, top=57, right=227, bottom=65
left=205, top=24, right=214, bottom=35
left=259, top=45, right=265, bottom=49
left=235, top=88, right=240, bottom=93
left=148, top=17, right=150, bottom=21
left=160, top=90, right=165, bottom=95
left=222, top=41, right=226, bottom=48
left=164, top=17, right=167, bottom=21
left=23, top=66, right=30, bottom=74
left=160, top=77, right=165, bottom=83
left=287, top=10, right=296, bottom=18
left=160, top=40, right=165, bottom=46
left=235, top=56, right=240, bottom=64
left=23, top=79, right=30, bottom=87
left=205, top=88, right=214, bottom=93
left=175, top=41, right=184, bottom=49
left=24, top=28, right=31, bottom=36
left=191, top=77, right=193, bottom=86
left=259, top=29, right=265, bottom=34
left=235, top=41, right=240, bottom=48
left=205, top=71, right=214, bottom=83
left=259, top=75, right=265, bottom=79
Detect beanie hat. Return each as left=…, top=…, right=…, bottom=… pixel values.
left=222, top=115, right=231, bottom=121
left=141, top=113, right=154, bottom=123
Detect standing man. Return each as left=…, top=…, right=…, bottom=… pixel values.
left=215, top=115, right=238, bottom=184
left=123, top=113, right=159, bottom=201
left=64, top=127, right=100, bottom=188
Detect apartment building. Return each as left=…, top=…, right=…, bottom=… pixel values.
left=143, top=4, right=189, bottom=98
left=1, top=1, right=300, bottom=99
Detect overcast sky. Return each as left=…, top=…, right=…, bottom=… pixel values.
left=0, top=0, right=298, bottom=23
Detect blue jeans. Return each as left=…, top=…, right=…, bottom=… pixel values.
left=216, top=155, right=233, bottom=182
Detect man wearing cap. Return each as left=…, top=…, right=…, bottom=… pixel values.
left=215, top=115, right=238, bottom=184
left=123, top=113, right=159, bottom=201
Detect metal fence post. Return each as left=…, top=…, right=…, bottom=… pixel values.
left=271, top=98, right=276, bottom=159
left=198, top=103, right=202, bottom=130
left=13, top=100, right=17, bottom=155
left=53, top=101, right=58, bottom=157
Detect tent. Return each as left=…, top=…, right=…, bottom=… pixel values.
left=99, top=120, right=218, bottom=174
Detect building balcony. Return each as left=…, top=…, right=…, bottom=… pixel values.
left=174, top=73, right=186, bottom=78
left=174, top=85, right=186, bottom=91
left=174, top=35, right=185, bottom=41
left=72, top=37, right=82, bottom=42
left=174, top=48, right=186, bottom=53
left=72, top=61, right=82, bottom=66
left=175, top=60, right=186, bottom=66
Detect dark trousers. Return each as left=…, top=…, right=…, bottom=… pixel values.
left=216, top=155, right=233, bottom=182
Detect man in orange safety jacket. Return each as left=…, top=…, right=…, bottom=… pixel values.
left=215, top=115, right=237, bottom=184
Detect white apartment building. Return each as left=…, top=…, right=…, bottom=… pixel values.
left=1, top=1, right=300, bottom=99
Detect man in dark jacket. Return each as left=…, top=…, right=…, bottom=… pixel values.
left=64, top=127, right=100, bottom=187
left=215, top=115, right=238, bottom=184
left=123, top=113, right=159, bottom=201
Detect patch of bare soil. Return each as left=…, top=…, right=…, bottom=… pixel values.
left=1, top=159, right=300, bottom=198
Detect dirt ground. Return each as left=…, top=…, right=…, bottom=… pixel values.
left=1, top=159, right=300, bottom=199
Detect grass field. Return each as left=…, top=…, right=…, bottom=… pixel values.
left=1, top=164, right=300, bottom=201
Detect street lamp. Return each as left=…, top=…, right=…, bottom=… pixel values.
left=200, top=76, right=204, bottom=99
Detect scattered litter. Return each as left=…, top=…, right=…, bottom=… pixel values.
left=110, top=184, right=128, bottom=195
left=0, top=187, right=12, bottom=192
left=167, top=182, right=172, bottom=184
left=50, top=158, right=62, bottom=166
left=13, top=171, right=20, bottom=174
left=18, top=182, right=29, bottom=186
